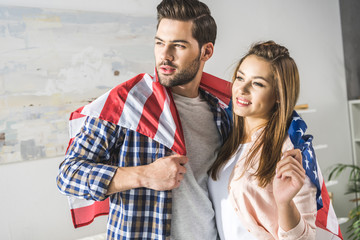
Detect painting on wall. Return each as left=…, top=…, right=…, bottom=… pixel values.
left=0, top=6, right=156, bottom=164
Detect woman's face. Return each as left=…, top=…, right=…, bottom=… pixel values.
left=232, top=55, right=277, bottom=126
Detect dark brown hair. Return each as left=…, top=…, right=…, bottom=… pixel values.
left=156, top=0, right=217, bottom=48
left=209, top=41, right=300, bottom=187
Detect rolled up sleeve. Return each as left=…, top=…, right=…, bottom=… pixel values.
left=56, top=116, right=124, bottom=201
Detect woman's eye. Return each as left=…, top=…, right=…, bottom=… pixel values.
left=253, top=82, right=264, bottom=87
left=235, top=76, right=243, bottom=81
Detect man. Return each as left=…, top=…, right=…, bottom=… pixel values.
left=57, top=0, right=231, bottom=239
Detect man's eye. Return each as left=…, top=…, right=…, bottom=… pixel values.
left=175, top=44, right=185, bottom=49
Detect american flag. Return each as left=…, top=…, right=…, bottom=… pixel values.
left=65, top=72, right=342, bottom=239
left=65, top=71, right=231, bottom=228
left=288, top=112, right=343, bottom=239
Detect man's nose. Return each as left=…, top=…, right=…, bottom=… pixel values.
left=161, top=45, right=174, bottom=62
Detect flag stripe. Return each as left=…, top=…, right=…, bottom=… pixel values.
left=118, top=74, right=154, bottom=130
left=68, top=196, right=95, bottom=209
left=82, top=91, right=110, bottom=118
left=154, top=97, right=177, bottom=152
left=71, top=200, right=109, bottom=228
left=316, top=181, right=329, bottom=229
left=167, top=87, right=186, bottom=155
left=327, top=203, right=340, bottom=235
left=69, top=117, right=87, bottom=139
left=200, top=72, right=231, bottom=105
left=70, top=106, right=85, bottom=120
left=136, top=81, right=165, bottom=140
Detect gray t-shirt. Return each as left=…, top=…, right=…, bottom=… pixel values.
left=170, top=92, right=221, bottom=240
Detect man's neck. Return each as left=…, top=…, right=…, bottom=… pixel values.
left=171, top=71, right=203, bottom=98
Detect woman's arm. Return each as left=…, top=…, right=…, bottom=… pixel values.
left=274, top=149, right=305, bottom=230
left=274, top=149, right=317, bottom=240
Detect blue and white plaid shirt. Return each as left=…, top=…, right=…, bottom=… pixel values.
left=57, top=88, right=231, bottom=240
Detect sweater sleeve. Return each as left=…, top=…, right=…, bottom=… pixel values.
left=278, top=138, right=317, bottom=240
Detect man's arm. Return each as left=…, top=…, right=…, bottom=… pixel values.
left=106, top=154, right=188, bottom=195
left=57, top=116, right=188, bottom=200
left=56, top=117, right=121, bottom=201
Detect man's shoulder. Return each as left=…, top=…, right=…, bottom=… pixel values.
left=113, top=73, right=155, bottom=89
left=72, top=73, right=155, bottom=125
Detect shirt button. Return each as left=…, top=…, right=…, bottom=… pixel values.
left=234, top=208, right=238, bottom=211
left=228, top=186, right=231, bottom=190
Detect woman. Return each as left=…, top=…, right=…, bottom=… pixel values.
left=208, top=41, right=317, bottom=240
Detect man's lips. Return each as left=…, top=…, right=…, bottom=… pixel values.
left=159, top=65, right=176, bottom=74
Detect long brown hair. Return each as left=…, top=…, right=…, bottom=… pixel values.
left=156, top=0, right=217, bottom=48
left=209, top=41, right=300, bottom=187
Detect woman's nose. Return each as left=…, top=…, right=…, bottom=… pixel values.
left=237, top=82, right=250, bottom=94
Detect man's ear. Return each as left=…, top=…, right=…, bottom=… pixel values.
left=200, top=42, right=214, bottom=62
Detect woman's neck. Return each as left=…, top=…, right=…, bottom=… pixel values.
left=243, top=117, right=268, bottom=142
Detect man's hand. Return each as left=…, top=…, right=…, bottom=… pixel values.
left=106, top=154, right=188, bottom=195
left=141, top=154, right=188, bottom=190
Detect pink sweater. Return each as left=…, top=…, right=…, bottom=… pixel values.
left=228, top=131, right=317, bottom=240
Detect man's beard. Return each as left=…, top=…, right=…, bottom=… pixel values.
left=157, top=54, right=201, bottom=87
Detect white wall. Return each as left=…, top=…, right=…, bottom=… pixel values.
left=0, top=0, right=353, bottom=239
left=0, top=0, right=159, bottom=16
left=0, top=157, right=108, bottom=240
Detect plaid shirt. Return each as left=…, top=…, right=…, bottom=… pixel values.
left=57, top=88, right=231, bottom=240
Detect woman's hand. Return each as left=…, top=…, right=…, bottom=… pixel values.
left=273, top=149, right=305, bottom=206
left=273, top=149, right=306, bottom=232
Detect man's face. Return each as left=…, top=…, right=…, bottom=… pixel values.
left=154, top=18, right=201, bottom=87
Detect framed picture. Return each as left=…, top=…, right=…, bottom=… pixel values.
left=0, top=5, right=155, bottom=164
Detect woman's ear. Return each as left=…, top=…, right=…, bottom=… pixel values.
left=200, top=42, right=214, bottom=61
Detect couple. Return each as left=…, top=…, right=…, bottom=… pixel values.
left=56, top=0, right=335, bottom=239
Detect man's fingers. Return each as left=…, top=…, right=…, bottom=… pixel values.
left=145, top=154, right=190, bottom=190
left=177, top=173, right=184, bottom=181
left=179, top=165, right=187, bottom=174
left=168, top=155, right=188, bottom=170
left=176, top=155, right=189, bottom=165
